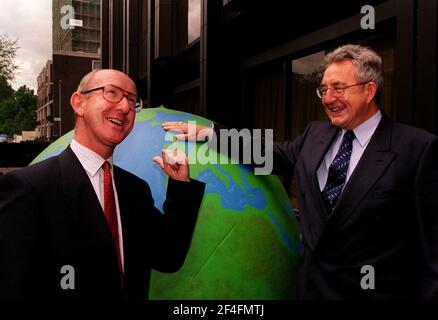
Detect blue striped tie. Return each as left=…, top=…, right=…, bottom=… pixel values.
left=321, top=130, right=355, bottom=212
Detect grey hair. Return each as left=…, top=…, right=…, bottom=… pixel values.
left=325, top=44, right=384, bottom=92
left=77, top=69, right=103, bottom=92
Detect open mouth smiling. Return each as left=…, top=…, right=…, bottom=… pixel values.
left=107, top=117, right=123, bottom=126
left=327, top=104, right=346, bottom=113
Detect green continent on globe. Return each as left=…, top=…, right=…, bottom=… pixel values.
left=32, top=106, right=299, bottom=299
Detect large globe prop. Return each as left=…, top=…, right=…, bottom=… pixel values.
left=31, top=106, right=299, bottom=299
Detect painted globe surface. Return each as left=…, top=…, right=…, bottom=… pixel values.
left=32, top=106, right=299, bottom=299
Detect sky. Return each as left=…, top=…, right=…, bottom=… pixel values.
left=0, top=0, right=52, bottom=92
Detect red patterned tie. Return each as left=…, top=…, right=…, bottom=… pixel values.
left=102, top=161, right=123, bottom=285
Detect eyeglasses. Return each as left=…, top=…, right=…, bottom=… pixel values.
left=316, top=82, right=369, bottom=99
left=80, top=84, right=143, bottom=113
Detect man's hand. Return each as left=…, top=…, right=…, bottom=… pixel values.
left=153, top=149, right=190, bottom=182
left=161, top=121, right=212, bottom=141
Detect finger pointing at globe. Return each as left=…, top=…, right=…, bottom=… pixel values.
left=153, top=148, right=190, bottom=182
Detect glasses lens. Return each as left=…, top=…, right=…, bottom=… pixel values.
left=103, top=85, right=123, bottom=103
left=103, top=85, right=142, bottom=112
left=333, top=87, right=344, bottom=96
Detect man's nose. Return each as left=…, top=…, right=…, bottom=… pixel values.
left=117, top=95, right=131, bottom=113
left=323, top=88, right=338, bottom=104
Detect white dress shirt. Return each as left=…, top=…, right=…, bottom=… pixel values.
left=317, top=110, right=382, bottom=191
left=70, top=139, right=125, bottom=272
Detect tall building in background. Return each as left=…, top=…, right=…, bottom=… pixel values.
left=51, top=0, right=101, bottom=141
left=36, top=61, right=54, bottom=141
left=53, top=0, right=101, bottom=55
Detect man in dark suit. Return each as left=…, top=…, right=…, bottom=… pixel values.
left=162, top=45, right=438, bottom=299
left=0, top=69, right=205, bottom=299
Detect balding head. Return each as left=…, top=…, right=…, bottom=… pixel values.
left=77, top=69, right=137, bottom=94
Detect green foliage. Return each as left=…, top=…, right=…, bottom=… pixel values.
left=0, top=34, right=33, bottom=136
left=0, top=34, right=19, bottom=81
left=0, top=85, right=37, bottom=135
left=0, top=75, right=13, bottom=102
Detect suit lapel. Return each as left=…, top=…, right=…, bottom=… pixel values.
left=303, top=124, right=339, bottom=248
left=58, top=146, right=105, bottom=221
left=57, top=146, right=121, bottom=267
left=327, top=115, right=396, bottom=227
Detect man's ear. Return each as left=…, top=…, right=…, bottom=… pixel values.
left=70, top=92, right=85, bottom=117
left=366, top=82, right=378, bottom=104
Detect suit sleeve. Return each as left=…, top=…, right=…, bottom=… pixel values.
left=142, top=178, right=205, bottom=273
left=415, top=136, right=438, bottom=299
left=0, top=172, right=44, bottom=299
left=211, top=122, right=313, bottom=175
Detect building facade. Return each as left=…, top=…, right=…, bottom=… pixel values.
left=53, top=0, right=101, bottom=55
left=51, top=0, right=102, bottom=138
left=36, top=60, right=55, bottom=141
left=52, top=52, right=101, bottom=138
left=101, top=0, right=437, bottom=131
left=101, top=0, right=437, bottom=200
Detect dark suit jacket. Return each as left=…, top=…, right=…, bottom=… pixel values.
left=0, top=146, right=205, bottom=300
left=271, top=114, right=438, bottom=299
left=214, top=113, right=438, bottom=299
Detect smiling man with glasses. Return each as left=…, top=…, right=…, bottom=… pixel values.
left=80, top=84, right=143, bottom=113
left=286, top=45, right=437, bottom=299
left=163, top=44, right=438, bottom=299
left=0, top=69, right=205, bottom=299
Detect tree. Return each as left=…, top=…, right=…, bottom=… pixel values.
left=0, top=33, right=19, bottom=81
left=0, top=85, right=37, bottom=135
left=0, top=74, right=14, bottom=102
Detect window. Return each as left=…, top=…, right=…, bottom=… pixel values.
left=172, top=0, right=201, bottom=53
left=188, top=0, right=201, bottom=44
left=244, top=63, right=287, bottom=141
left=291, top=51, right=326, bottom=139
left=92, top=60, right=101, bottom=70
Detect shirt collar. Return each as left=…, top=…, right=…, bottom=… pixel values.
left=341, top=110, right=382, bottom=147
left=70, top=139, right=113, bottom=177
